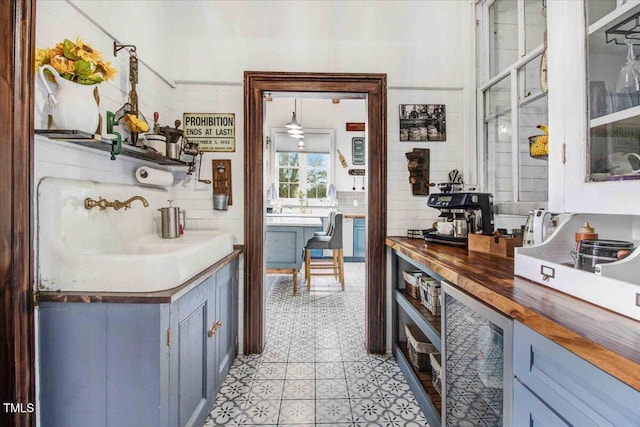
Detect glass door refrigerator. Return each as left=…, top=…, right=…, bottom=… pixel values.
left=441, top=281, right=513, bottom=426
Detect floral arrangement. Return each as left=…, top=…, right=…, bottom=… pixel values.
left=35, top=37, right=117, bottom=85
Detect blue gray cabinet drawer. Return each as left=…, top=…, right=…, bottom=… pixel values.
left=513, top=321, right=640, bottom=426
left=514, top=379, right=591, bottom=426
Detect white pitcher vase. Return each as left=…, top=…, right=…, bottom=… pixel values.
left=38, top=64, right=99, bottom=135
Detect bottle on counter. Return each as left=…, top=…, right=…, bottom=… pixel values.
left=575, top=222, right=598, bottom=243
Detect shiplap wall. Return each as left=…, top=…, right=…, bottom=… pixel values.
left=35, top=0, right=474, bottom=240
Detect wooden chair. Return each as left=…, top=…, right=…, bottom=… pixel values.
left=304, top=212, right=345, bottom=291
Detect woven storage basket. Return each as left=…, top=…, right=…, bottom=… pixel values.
left=402, top=270, right=422, bottom=299
left=419, top=276, right=441, bottom=316
left=405, top=324, right=437, bottom=372
left=430, top=352, right=442, bottom=395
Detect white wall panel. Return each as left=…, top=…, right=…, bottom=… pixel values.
left=167, top=0, right=468, bottom=87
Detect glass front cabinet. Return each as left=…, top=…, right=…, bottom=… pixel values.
left=548, top=0, right=640, bottom=214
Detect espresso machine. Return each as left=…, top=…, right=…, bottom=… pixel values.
left=424, top=192, right=494, bottom=246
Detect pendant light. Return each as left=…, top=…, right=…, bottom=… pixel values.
left=285, top=98, right=302, bottom=130
left=286, top=98, right=303, bottom=137
left=297, top=138, right=306, bottom=150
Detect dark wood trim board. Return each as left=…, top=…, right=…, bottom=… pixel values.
left=0, top=1, right=36, bottom=426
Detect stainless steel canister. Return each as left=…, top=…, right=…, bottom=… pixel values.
left=166, top=142, right=181, bottom=160
left=453, top=219, right=468, bottom=238
left=158, top=205, right=181, bottom=238
left=213, top=193, right=229, bottom=211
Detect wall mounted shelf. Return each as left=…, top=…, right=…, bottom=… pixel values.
left=35, top=129, right=188, bottom=166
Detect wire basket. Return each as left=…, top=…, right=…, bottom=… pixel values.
left=528, top=135, right=548, bottom=160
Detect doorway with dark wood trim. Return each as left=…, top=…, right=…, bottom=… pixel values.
left=1, top=1, right=36, bottom=426
left=243, top=72, right=387, bottom=354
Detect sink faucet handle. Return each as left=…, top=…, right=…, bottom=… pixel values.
left=84, top=196, right=110, bottom=211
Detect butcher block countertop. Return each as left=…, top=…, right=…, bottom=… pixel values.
left=386, top=236, right=640, bottom=391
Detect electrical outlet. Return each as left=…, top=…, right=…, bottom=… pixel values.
left=353, top=200, right=358, bottom=207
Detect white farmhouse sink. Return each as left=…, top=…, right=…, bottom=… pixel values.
left=37, top=177, right=234, bottom=292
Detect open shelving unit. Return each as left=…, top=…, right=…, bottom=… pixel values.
left=391, top=250, right=443, bottom=427
left=35, top=129, right=188, bottom=167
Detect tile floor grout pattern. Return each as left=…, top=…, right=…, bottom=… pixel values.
left=203, top=262, right=429, bottom=426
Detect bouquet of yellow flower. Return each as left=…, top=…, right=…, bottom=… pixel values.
left=35, top=38, right=117, bottom=85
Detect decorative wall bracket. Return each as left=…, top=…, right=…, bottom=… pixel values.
left=212, top=159, right=232, bottom=205
left=406, top=148, right=430, bottom=196
left=113, top=42, right=145, bottom=146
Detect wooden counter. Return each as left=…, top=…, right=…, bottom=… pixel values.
left=386, top=236, right=640, bottom=391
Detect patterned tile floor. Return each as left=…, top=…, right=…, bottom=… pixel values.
left=203, top=262, right=428, bottom=426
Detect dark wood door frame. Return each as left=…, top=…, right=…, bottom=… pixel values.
left=1, top=1, right=36, bottom=426
left=243, top=71, right=387, bottom=354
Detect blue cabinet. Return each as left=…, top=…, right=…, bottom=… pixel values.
left=352, top=218, right=365, bottom=261
left=513, top=321, right=640, bottom=426
left=213, top=263, right=236, bottom=393
left=513, top=380, right=573, bottom=426
left=38, top=256, right=239, bottom=427
left=172, top=275, right=214, bottom=427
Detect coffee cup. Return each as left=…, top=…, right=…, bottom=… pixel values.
left=436, top=221, right=454, bottom=236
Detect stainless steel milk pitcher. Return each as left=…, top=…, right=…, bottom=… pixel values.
left=158, top=200, right=181, bottom=239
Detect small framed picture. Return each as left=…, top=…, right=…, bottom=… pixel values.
left=399, top=104, right=446, bottom=141
left=352, top=137, right=365, bottom=165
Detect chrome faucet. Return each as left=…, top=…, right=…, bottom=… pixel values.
left=84, top=195, right=149, bottom=211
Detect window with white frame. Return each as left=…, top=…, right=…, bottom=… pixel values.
left=277, top=152, right=328, bottom=200
left=271, top=128, right=334, bottom=205
left=477, top=0, right=548, bottom=211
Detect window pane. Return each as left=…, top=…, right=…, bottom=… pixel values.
left=307, top=153, right=328, bottom=167
left=277, top=152, right=300, bottom=167
left=486, top=115, right=513, bottom=203
left=489, top=0, right=518, bottom=77
left=586, top=0, right=616, bottom=26
left=279, top=183, right=299, bottom=199
left=524, top=0, right=546, bottom=54
left=305, top=153, right=329, bottom=199
left=519, top=55, right=546, bottom=101
left=518, top=97, right=548, bottom=202
left=485, top=76, right=511, bottom=120
left=279, top=167, right=299, bottom=182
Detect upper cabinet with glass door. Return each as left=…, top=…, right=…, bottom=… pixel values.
left=476, top=0, right=549, bottom=216
left=548, top=0, right=640, bottom=214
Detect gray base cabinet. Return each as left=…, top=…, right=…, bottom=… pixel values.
left=513, top=321, right=640, bottom=426
left=38, top=258, right=239, bottom=427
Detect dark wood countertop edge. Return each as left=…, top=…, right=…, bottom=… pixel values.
left=344, top=214, right=366, bottom=219
left=385, top=237, right=640, bottom=391
left=36, top=247, right=244, bottom=304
